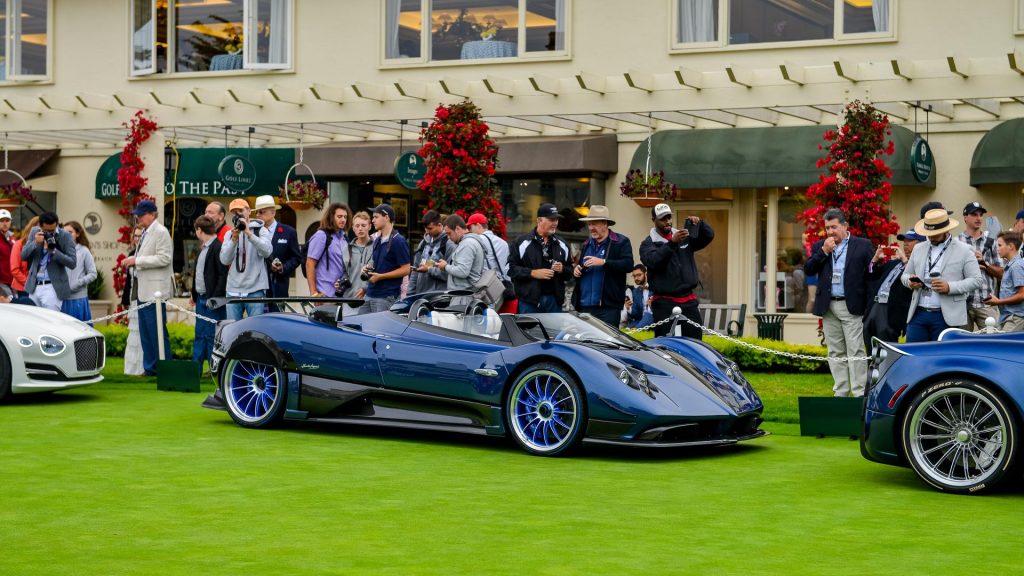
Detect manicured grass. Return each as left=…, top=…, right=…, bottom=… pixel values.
left=1, top=360, right=1021, bottom=574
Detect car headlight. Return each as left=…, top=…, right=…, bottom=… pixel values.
left=39, top=335, right=66, bottom=356
left=609, top=364, right=655, bottom=398
left=17, top=337, right=33, bottom=348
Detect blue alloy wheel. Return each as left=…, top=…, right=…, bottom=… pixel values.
left=222, top=358, right=286, bottom=428
left=507, top=363, right=584, bottom=456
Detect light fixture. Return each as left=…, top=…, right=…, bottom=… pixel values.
left=783, top=186, right=790, bottom=190
left=164, top=144, right=179, bottom=173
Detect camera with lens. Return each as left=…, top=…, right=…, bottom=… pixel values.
left=232, top=213, right=247, bottom=231
left=334, top=277, right=353, bottom=297
left=43, top=231, right=58, bottom=250
left=360, top=266, right=375, bottom=282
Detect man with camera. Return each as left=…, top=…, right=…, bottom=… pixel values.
left=120, top=200, right=173, bottom=375
left=21, top=211, right=77, bottom=311
left=640, top=203, right=714, bottom=339
left=219, top=198, right=273, bottom=320
left=254, top=195, right=301, bottom=307
left=508, top=203, right=573, bottom=314
left=359, top=203, right=411, bottom=313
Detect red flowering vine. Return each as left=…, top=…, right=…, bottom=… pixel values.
left=797, top=100, right=900, bottom=253
left=113, top=110, right=159, bottom=298
left=417, top=100, right=508, bottom=238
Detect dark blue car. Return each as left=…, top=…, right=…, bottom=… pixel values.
left=863, top=331, right=1024, bottom=494
left=203, top=294, right=766, bottom=456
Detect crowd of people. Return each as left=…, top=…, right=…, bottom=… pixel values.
left=809, top=200, right=1024, bottom=398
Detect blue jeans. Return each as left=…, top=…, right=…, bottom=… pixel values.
left=226, top=290, right=266, bottom=321
left=138, top=300, right=172, bottom=375
left=358, top=296, right=396, bottom=314
left=192, top=296, right=225, bottom=370
left=518, top=294, right=560, bottom=314
left=905, top=309, right=949, bottom=343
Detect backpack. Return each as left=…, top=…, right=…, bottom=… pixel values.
left=300, top=230, right=336, bottom=279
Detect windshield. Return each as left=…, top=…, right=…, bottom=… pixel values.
left=519, top=313, right=641, bottom=347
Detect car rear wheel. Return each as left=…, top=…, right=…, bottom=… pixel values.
left=222, top=358, right=286, bottom=428
left=902, top=380, right=1018, bottom=494
left=507, top=363, right=585, bottom=456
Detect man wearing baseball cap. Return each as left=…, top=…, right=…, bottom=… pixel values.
left=359, top=203, right=412, bottom=313
left=639, top=203, right=714, bottom=338
left=957, top=201, right=1001, bottom=330
left=0, top=209, right=13, bottom=290
left=121, top=200, right=173, bottom=375
left=467, top=212, right=513, bottom=311
left=508, top=203, right=572, bottom=313
left=219, top=197, right=273, bottom=320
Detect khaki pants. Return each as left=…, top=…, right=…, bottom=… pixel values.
left=823, top=300, right=868, bottom=398
left=1001, top=315, right=1024, bottom=332
left=963, top=305, right=999, bottom=332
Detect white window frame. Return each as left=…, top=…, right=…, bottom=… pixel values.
left=669, top=0, right=895, bottom=52
left=382, top=0, right=571, bottom=67
left=3, top=0, right=53, bottom=82
left=1016, top=0, right=1024, bottom=33
left=130, top=0, right=292, bottom=77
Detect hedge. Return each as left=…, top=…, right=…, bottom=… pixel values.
left=96, top=323, right=195, bottom=360
left=628, top=330, right=829, bottom=373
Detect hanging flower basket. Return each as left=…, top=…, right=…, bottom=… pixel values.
left=619, top=169, right=679, bottom=207
left=0, top=181, right=35, bottom=209
left=278, top=179, right=326, bottom=211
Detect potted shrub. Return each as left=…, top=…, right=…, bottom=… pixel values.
left=619, top=169, right=680, bottom=208
left=278, top=179, right=327, bottom=211
left=0, top=181, right=35, bottom=210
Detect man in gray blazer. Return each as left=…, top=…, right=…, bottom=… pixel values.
left=901, top=209, right=984, bottom=342
left=21, top=211, right=76, bottom=311
left=121, top=200, right=173, bottom=376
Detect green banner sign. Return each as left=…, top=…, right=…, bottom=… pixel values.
left=96, top=148, right=295, bottom=199
left=394, top=151, right=427, bottom=190
left=910, top=136, right=934, bottom=184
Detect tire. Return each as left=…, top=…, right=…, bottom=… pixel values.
left=901, top=380, right=1018, bottom=494
left=0, top=344, right=11, bottom=402
left=506, top=363, right=585, bottom=456
left=221, top=358, right=286, bottom=428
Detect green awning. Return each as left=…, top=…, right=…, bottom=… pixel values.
left=629, top=124, right=934, bottom=189
left=970, top=118, right=1024, bottom=186
left=96, top=148, right=296, bottom=199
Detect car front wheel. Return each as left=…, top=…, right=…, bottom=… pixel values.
left=506, top=363, right=585, bottom=456
left=902, top=380, right=1018, bottom=494
left=222, top=358, right=286, bottom=428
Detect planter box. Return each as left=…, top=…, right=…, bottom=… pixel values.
left=798, top=396, right=864, bottom=437
left=157, top=360, right=201, bottom=393
left=89, top=299, right=113, bottom=324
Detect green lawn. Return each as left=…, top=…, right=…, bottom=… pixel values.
left=1, top=360, right=1020, bottom=575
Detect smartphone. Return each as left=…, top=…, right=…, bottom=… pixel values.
left=909, top=275, right=923, bottom=285
left=684, top=219, right=699, bottom=239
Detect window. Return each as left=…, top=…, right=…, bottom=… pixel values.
left=385, top=0, right=568, bottom=63
left=1, top=0, right=51, bottom=81
left=674, top=0, right=892, bottom=49
left=132, top=0, right=291, bottom=76
left=755, top=188, right=813, bottom=313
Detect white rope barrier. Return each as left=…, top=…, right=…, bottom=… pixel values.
left=90, top=300, right=153, bottom=324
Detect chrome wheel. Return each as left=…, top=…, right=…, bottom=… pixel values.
left=222, top=359, right=285, bottom=427
left=904, top=382, right=1017, bottom=493
left=508, top=365, right=583, bottom=456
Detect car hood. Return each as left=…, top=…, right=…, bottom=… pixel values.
left=2, top=303, right=100, bottom=338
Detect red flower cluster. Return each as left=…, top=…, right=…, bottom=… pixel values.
left=0, top=182, right=37, bottom=204
left=113, top=110, right=158, bottom=297
left=797, top=100, right=900, bottom=255
left=416, top=101, right=508, bottom=238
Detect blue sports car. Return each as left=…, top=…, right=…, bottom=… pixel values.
left=203, top=294, right=766, bottom=456
left=863, top=331, right=1024, bottom=494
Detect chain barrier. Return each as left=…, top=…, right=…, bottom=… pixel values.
left=164, top=301, right=220, bottom=325
left=90, top=300, right=153, bottom=324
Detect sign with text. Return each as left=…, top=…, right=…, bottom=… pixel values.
left=96, top=148, right=295, bottom=199
left=394, top=152, right=427, bottom=190
left=910, top=136, right=934, bottom=184
left=218, top=155, right=257, bottom=193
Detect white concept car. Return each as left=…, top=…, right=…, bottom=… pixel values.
left=1, top=304, right=105, bottom=400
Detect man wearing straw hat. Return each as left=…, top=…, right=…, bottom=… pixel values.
left=571, top=205, right=633, bottom=327
left=901, top=208, right=983, bottom=342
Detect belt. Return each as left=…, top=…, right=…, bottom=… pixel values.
left=919, top=306, right=942, bottom=312
left=831, top=296, right=845, bottom=301
left=36, top=279, right=51, bottom=285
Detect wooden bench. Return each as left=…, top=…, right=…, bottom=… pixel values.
left=698, top=303, right=747, bottom=337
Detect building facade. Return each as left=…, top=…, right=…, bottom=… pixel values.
left=1, top=0, right=1023, bottom=342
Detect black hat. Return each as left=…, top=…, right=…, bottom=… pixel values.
left=962, top=201, right=987, bottom=215
left=374, top=203, right=396, bottom=222
left=537, top=203, right=561, bottom=219
left=920, top=201, right=953, bottom=219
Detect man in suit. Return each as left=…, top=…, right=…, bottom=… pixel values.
left=190, top=215, right=227, bottom=372
left=121, top=200, right=173, bottom=376
left=804, top=209, right=873, bottom=397
left=254, top=195, right=300, bottom=308
left=21, top=211, right=77, bottom=311
left=902, top=209, right=984, bottom=342
left=863, top=229, right=921, bottom=348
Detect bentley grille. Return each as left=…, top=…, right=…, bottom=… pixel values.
left=74, top=336, right=105, bottom=372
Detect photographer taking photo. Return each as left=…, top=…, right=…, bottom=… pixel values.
left=219, top=198, right=273, bottom=320
left=21, top=211, right=77, bottom=311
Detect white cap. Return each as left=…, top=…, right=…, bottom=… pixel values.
left=0, top=209, right=11, bottom=221
left=652, top=203, right=672, bottom=219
